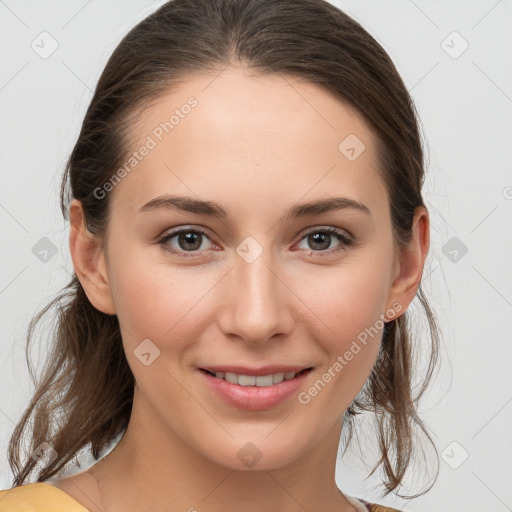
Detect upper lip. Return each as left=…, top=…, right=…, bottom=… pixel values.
left=199, top=365, right=313, bottom=376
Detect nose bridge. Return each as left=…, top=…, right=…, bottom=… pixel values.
left=219, top=239, right=293, bottom=342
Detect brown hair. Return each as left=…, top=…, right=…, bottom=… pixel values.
left=8, top=0, right=441, bottom=499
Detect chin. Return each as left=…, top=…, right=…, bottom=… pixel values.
left=193, top=433, right=311, bottom=472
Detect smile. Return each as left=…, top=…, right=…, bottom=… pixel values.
left=200, top=368, right=312, bottom=387
left=199, top=367, right=314, bottom=410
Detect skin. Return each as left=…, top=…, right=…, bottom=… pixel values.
left=51, top=64, right=429, bottom=512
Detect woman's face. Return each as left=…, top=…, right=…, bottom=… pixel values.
left=76, top=65, right=422, bottom=470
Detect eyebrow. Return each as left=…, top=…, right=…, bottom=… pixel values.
left=137, top=194, right=371, bottom=219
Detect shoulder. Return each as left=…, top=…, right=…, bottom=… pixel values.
left=0, top=482, right=89, bottom=512
left=370, top=507, right=403, bottom=512
left=359, top=499, right=404, bottom=512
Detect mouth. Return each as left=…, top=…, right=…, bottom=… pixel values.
left=199, top=367, right=313, bottom=387
left=198, top=365, right=314, bottom=410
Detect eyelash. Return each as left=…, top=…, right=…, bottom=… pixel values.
left=157, top=226, right=355, bottom=259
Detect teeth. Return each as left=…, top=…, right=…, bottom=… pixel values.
left=239, top=374, right=256, bottom=386
left=224, top=372, right=238, bottom=384
left=273, top=372, right=284, bottom=384
left=214, top=370, right=300, bottom=387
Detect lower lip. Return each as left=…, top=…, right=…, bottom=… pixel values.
left=199, top=369, right=313, bottom=411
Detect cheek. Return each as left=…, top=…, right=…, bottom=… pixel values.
left=304, top=261, right=391, bottom=338
left=109, top=260, right=172, bottom=339
left=108, top=248, right=215, bottom=351
left=104, top=241, right=156, bottom=329
left=299, top=261, right=391, bottom=386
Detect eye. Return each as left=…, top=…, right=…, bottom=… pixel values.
left=158, top=228, right=215, bottom=258
left=296, top=227, right=354, bottom=257
left=157, top=226, right=355, bottom=259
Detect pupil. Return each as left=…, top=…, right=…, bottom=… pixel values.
left=310, top=232, right=329, bottom=250
left=179, top=232, right=201, bottom=250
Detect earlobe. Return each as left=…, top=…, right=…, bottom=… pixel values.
left=68, top=199, right=117, bottom=315
left=386, top=206, right=430, bottom=318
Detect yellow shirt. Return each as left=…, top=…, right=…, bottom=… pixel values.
left=0, top=482, right=403, bottom=511
left=0, top=483, right=88, bottom=512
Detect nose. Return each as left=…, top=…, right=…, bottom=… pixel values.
left=217, top=247, right=295, bottom=345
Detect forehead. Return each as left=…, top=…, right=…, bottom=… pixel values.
left=110, top=65, right=386, bottom=219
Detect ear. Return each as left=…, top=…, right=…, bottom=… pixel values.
left=385, top=206, right=430, bottom=319
left=69, top=199, right=117, bottom=315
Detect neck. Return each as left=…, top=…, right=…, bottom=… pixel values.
left=93, top=385, right=358, bottom=512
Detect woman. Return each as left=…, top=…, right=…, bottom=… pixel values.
left=1, top=0, right=440, bottom=510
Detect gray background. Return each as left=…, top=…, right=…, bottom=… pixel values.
left=1, top=1, right=511, bottom=510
